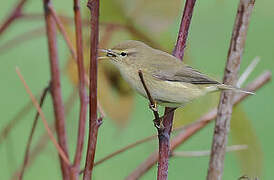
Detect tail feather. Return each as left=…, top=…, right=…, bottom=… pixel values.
left=217, top=84, right=255, bottom=95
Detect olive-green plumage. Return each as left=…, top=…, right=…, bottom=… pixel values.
left=101, top=40, right=252, bottom=107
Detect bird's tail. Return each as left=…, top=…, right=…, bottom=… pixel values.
left=217, top=84, right=255, bottom=95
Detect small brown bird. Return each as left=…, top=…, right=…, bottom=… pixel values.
left=100, top=40, right=253, bottom=108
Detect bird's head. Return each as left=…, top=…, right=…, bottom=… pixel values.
left=100, top=40, right=151, bottom=67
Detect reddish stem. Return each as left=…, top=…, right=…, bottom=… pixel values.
left=173, top=0, right=196, bottom=59
left=83, top=0, right=101, bottom=179
left=43, top=0, right=70, bottom=179
left=71, top=0, right=88, bottom=178
left=0, top=100, right=33, bottom=145
left=157, top=0, right=196, bottom=179
left=0, top=26, right=45, bottom=54
left=0, top=0, right=27, bottom=36
left=11, top=89, right=78, bottom=180
left=48, top=5, right=77, bottom=60
left=18, top=86, right=50, bottom=180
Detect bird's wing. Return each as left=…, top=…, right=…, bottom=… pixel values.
left=146, top=49, right=220, bottom=85
left=152, top=64, right=220, bottom=85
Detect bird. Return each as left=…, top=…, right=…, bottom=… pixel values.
left=99, top=40, right=253, bottom=108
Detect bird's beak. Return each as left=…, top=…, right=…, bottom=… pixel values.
left=99, top=49, right=117, bottom=58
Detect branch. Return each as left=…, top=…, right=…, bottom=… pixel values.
left=173, top=0, right=196, bottom=59
left=47, top=5, right=77, bottom=60
left=19, top=12, right=164, bottom=50
left=0, top=100, right=33, bottom=146
left=0, top=0, right=27, bottom=36
left=18, top=85, right=50, bottom=180
left=43, top=0, right=70, bottom=178
left=44, top=7, right=105, bottom=120
left=237, top=56, right=260, bottom=87
left=15, top=67, right=70, bottom=166
left=157, top=0, right=197, bottom=179
left=77, top=124, right=193, bottom=175
left=70, top=0, right=88, bottom=178
left=95, top=134, right=157, bottom=167
left=0, top=26, right=45, bottom=54
left=171, top=145, right=248, bottom=157
left=93, top=123, right=197, bottom=167
left=11, top=125, right=54, bottom=180
left=126, top=71, right=271, bottom=180
left=83, top=0, right=101, bottom=179
left=207, top=1, right=255, bottom=179
left=11, top=89, right=78, bottom=180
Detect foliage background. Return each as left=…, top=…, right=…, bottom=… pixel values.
left=0, top=0, right=273, bottom=179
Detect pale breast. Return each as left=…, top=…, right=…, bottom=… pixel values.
left=114, top=63, right=215, bottom=107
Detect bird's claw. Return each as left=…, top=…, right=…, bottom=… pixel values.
left=149, top=102, right=158, bottom=112
left=153, top=117, right=165, bottom=131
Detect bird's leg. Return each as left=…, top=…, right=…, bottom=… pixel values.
left=154, top=108, right=176, bottom=130
left=149, top=101, right=165, bottom=130
left=149, top=101, right=158, bottom=112
left=153, top=116, right=164, bottom=130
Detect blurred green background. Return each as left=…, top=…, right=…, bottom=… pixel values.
left=0, top=0, right=273, bottom=179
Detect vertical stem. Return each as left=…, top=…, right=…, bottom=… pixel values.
left=207, top=1, right=255, bottom=180
left=83, top=0, right=100, bottom=179
left=173, top=0, right=196, bottom=59
left=71, top=0, right=88, bottom=179
left=48, top=5, right=77, bottom=60
left=157, top=0, right=196, bottom=180
left=156, top=108, right=174, bottom=180
left=43, top=0, right=70, bottom=179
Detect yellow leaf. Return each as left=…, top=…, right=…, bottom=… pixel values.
left=231, top=106, right=263, bottom=177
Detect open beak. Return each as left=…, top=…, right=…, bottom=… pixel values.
left=99, top=49, right=117, bottom=58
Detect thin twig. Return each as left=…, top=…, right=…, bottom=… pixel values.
left=76, top=123, right=196, bottom=175
left=47, top=5, right=77, bottom=60
left=19, top=12, right=164, bottom=50
left=11, top=125, right=54, bottom=180
left=0, top=0, right=27, bottom=36
left=95, top=134, right=157, bottom=167
left=126, top=71, right=271, bottom=180
left=18, top=85, right=50, bottom=180
left=0, top=26, right=45, bottom=54
left=71, top=0, right=88, bottom=179
left=171, top=145, right=248, bottom=157
left=11, top=89, right=78, bottom=180
left=0, top=101, right=33, bottom=146
left=93, top=123, right=195, bottom=168
left=15, top=67, right=70, bottom=165
left=83, top=0, right=101, bottom=179
left=43, top=0, right=70, bottom=178
left=237, top=57, right=260, bottom=87
left=207, top=1, right=255, bottom=179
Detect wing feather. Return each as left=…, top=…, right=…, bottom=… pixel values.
left=152, top=65, right=220, bottom=85
left=145, top=48, right=220, bottom=85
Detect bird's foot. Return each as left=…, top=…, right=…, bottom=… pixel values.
left=149, top=102, right=158, bottom=112
left=153, top=116, right=165, bottom=131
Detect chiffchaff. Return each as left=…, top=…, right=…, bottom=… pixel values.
left=100, top=40, right=253, bottom=107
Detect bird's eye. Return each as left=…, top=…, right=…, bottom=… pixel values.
left=120, top=52, right=127, bottom=57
